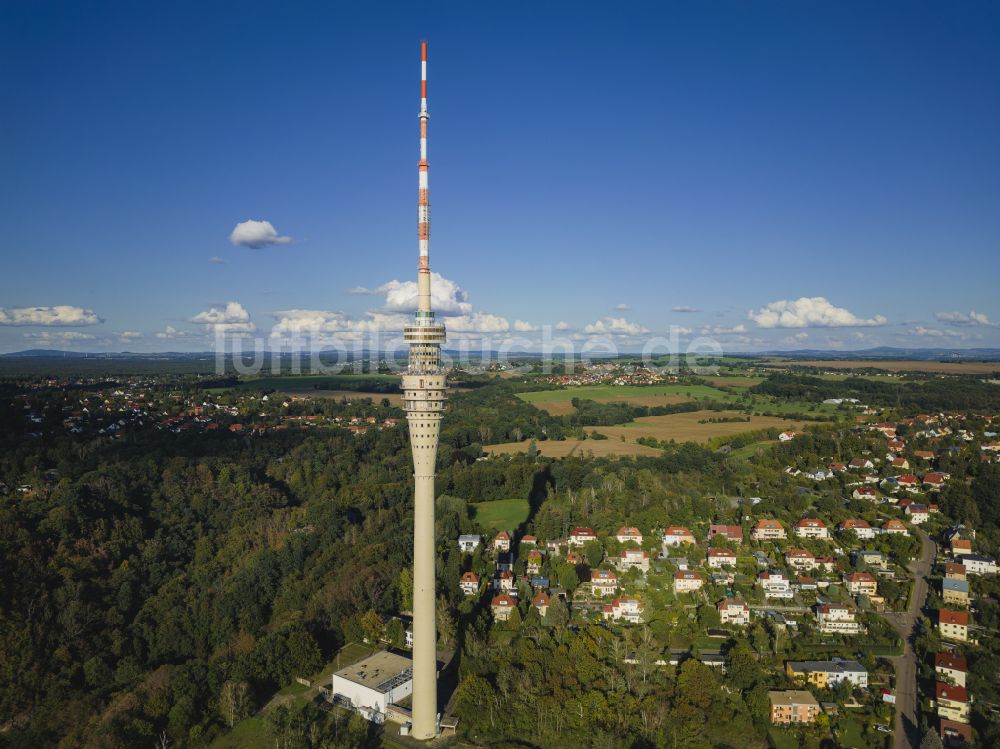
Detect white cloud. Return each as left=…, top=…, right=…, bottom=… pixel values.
left=190, top=302, right=256, bottom=335
left=348, top=286, right=374, bottom=295
left=0, top=305, right=102, bottom=326
left=700, top=323, right=747, bottom=336
left=23, top=331, right=96, bottom=342
left=374, top=273, right=472, bottom=315
left=513, top=320, right=539, bottom=332
left=583, top=317, right=650, bottom=336
left=208, top=256, right=226, bottom=264
left=614, top=303, right=630, bottom=311
left=935, top=310, right=996, bottom=327
left=271, top=309, right=351, bottom=337
left=748, top=297, right=887, bottom=328
left=671, top=306, right=701, bottom=313
left=118, top=331, right=143, bottom=339
left=555, top=321, right=572, bottom=331
left=156, top=325, right=200, bottom=340
left=447, top=313, right=510, bottom=333
left=781, top=332, right=810, bottom=345
left=911, top=326, right=967, bottom=339
left=229, top=219, right=292, bottom=249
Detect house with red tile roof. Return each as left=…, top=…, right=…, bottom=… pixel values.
left=938, top=609, right=969, bottom=642
left=615, top=526, right=643, bottom=545
left=793, top=518, right=829, bottom=539
left=491, top=593, right=517, bottom=622
left=708, top=524, right=743, bottom=543
left=844, top=572, right=878, bottom=596
left=661, top=526, right=696, bottom=546
left=752, top=519, right=786, bottom=541
left=460, top=571, right=480, bottom=596
left=590, top=569, right=619, bottom=596
left=838, top=519, right=875, bottom=539
left=568, top=527, right=597, bottom=546
left=882, top=518, right=909, bottom=535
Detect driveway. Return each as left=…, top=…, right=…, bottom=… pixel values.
left=879, top=529, right=935, bottom=749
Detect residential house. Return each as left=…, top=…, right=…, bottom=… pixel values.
left=531, top=592, right=550, bottom=617
left=590, top=569, right=619, bottom=596
left=897, top=474, right=920, bottom=491
left=673, top=570, right=704, bottom=593
left=568, top=527, right=597, bottom=547
left=752, top=519, right=786, bottom=541
left=492, top=531, right=511, bottom=553
left=794, top=518, right=829, bottom=539
left=939, top=719, right=972, bottom=745
left=958, top=554, right=997, bottom=575
left=778, top=431, right=799, bottom=442
left=661, top=526, right=696, bottom=547
left=565, top=551, right=583, bottom=565
left=844, top=572, right=878, bottom=596
left=494, top=570, right=515, bottom=593
left=852, top=486, right=878, bottom=501
left=615, top=526, right=643, bottom=545
left=942, top=578, right=970, bottom=607
left=814, top=555, right=836, bottom=572
left=491, top=594, right=516, bottom=622
left=913, top=449, right=935, bottom=461
left=938, top=609, right=969, bottom=642
left=882, top=519, right=909, bottom=536
left=496, top=552, right=514, bottom=572
left=838, top=519, right=875, bottom=539
left=718, top=598, right=750, bottom=626
left=944, top=562, right=966, bottom=580
left=906, top=504, right=929, bottom=524
left=923, top=473, right=947, bottom=490
left=758, top=571, right=793, bottom=599
left=616, top=547, right=651, bottom=573
left=785, top=658, right=868, bottom=689
left=852, top=549, right=884, bottom=566
left=849, top=458, right=875, bottom=470
left=891, top=457, right=910, bottom=470
left=935, top=653, right=967, bottom=688
left=708, top=524, right=743, bottom=544
left=459, top=571, right=480, bottom=596
left=707, top=547, right=737, bottom=568
left=602, top=597, right=643, bottom=623
left=520, top=534, right=538, bottom=546
left=785, top=549, right=817, bottom=571
left=816, top=604, right=863, bottom=634
left=950, top=538, right=973, bottom=557
left=935, top=682, right=970, bottom=724
left=769, top=691, right=820, bottom=725
left=525, top=548, right=544, bottom=575
left=457, top=534, right=481, bottom=553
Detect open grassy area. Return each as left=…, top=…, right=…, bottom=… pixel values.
left=729, top=440, right=779, bottom=459
left=517, top=383, right=732, bottom=416
left=486, top=438, right=664, bottom=459
left=594, top=411, right=810, bottom=445
left=470, top=498, right=531, bottom=531
left=211, top=717, right=270, bottom=749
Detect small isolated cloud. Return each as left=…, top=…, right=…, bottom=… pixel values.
left=583, top=317, right=650, bottom=336
left=555, top=321, right=572, bottom=331
left=348, top=286, right=375, bottom=295
left=156, top=325, right=198, bottom=340
left=671, top=305, right=701, bottom=313
left=614, top=303, right=630, bottom=311
left=748, top=297, right=887, bottom=328
left=781, top=332, right=810, bottom=345
left=911, top=326, right=967, bottom=339
left=0, top=305, right=102, bottom=326
left=208, top=256, right=226, bottom=264
left=373, top=273, right=472, bottom=315
left=118, top=331, right=143, bottom=340
left=935, top=310, right=996, bottom=327
left=513, top=320, right=539, bottom=332
left=229, top=219, right=292, bottom=249
left=190, top=301, right=256, bottom=335
left=700, top=323, right=747, bottom=336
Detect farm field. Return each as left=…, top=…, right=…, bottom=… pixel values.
left=762, top=359, right=1000, bottom=374
left=593, top=410, right=811, bottom=445
left=700, top=376, right=765, bottom=388
left=517, top=384, right=731, bottom=415
left=304, top=389, right=403, bottom=405
left=486, top=438, right=664, bottom=459
left=470, top=498, right=531, bottom=531
left=230, top=374, right=400, bottom=391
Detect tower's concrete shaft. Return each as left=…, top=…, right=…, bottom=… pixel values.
left=404, top=39, right=446, bottom=741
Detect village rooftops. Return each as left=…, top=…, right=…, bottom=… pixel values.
left=934, top=652, right=967, bottom=673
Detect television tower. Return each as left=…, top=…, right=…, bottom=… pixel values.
left=403, top=39, right=446, bottom=741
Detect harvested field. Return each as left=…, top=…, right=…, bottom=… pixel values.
left=486, top=439, right=664, bottom=459
left=762, top=359, right=1000, bottom=375
left=531, top=393, right=693, bottom=416
left=594, top=410, right=811, bottom=445
left=299, top=390, right=403, bottom=406
left=518, top=384, right=729, bottom=415
left=702, top=376, right=765, bottom=388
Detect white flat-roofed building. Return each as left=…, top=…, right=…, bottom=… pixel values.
left=958, top=554, right=997, bottom=575
left=758, top=571, right=793, bottom=599
left=816, top=604, right=863, bottom=634
left=330, top=651, right=414, bottom=724
left=457, top=534, right=481, bottom=553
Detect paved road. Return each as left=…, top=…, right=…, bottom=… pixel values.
left=879, top=529, right=935, bottom=749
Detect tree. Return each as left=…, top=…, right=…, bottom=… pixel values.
left=385, top=617, right=405, bottom=648
left=399, top=567, right=414, bottom=612
left=919, top=729, right=944, bottom=749
left=359, top=609, right=384, bottom=644
left=219, top=680, right=252, bottom=728
left=437, top=597, right=456, bottom=646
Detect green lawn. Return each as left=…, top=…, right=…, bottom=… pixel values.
left=471, top=498, right=530, bottom=532
left=729, top=440, right=779, bottom=458
left=211, top=717, right=270, bottom=749
left=767, top=727, right=802, bottom=749
left=516, top=384, right=731, bottom=403
left=835, top=716, right=872, bottom=748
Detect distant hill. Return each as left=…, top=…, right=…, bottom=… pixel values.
left=751, top=346, right=1000, bottom=360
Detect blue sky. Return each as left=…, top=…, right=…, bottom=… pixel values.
left=1, top=0, right=999, bottom=354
